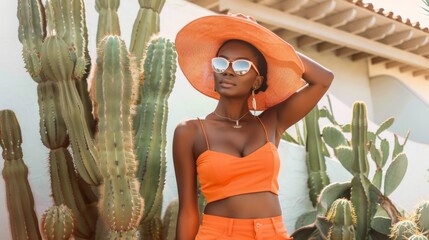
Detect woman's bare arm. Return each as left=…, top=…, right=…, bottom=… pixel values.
left=173, top=121, right=200, bottom=240
left=267, top=51, right=334, bottom=140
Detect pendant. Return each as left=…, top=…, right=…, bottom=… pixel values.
left=233, top=120, right=242, bottom=129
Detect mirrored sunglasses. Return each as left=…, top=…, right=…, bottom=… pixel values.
left=211, top=57, right=260, bottom=76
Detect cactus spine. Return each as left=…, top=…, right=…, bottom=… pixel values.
left=305, top=106, right=330, bottom=207
left=41, top=204, right=75, bottom=240
left=93, top=35, right=144, bottom=238
left=0, top=110, right=42, bottom=240
left=135, top=37, right=177, bottom=224
left=326, top=198, right=357, bottom=240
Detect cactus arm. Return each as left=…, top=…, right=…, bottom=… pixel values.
left=351, top=102, right=369, bottom=176
left=49, top=148, right=97, bottom=238
left=305, top=106, right=330, bottom=207
left=135, top=38, right=177, bottom=223
left=17, top=0, right=46, bottom=82
left=93, top=35, right=144, bottom=237
left=0, top=110, right=42, bottom=240
left=44, top=0, right=95, bottom=133
left=37, top=81, right=69, bottom=148
left=41, top=36, right=101, bottom=185
left=41, top=205, right=75, bottom=240
left=129, top=0, right=166, bottom=67
left=95, top=0, right=121, bottom=44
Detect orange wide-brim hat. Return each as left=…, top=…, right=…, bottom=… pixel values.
left=175, top=14, right=306, bottom=110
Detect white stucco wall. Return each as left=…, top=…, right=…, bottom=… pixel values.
left=1, top=0, right=428, bottom=239
left=370, top=75, right=429, bottom=144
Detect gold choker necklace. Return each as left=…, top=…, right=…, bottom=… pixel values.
left=213, top=111, right=250, bottom=129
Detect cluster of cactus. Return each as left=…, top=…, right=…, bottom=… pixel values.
left=291, top=101, right=409, bottom=240
left=390, top=201, right=429, bottom=240
left=0, top=0, right=179, bottom=239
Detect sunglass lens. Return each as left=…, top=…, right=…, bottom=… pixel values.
left=233, top=60, right=251, bottom=75
left=212, top=58, right=228, bottom=73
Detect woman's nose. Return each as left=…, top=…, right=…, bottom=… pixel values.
left=223, top=63, right=235, bottom=76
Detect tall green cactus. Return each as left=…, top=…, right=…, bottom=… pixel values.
left=0, top=110, right=42, bottom=240
left=93, top=35, right=144, bottom=238
left=41, top=204, right=75, bottom=240
left=135, top=37, right=176, bottom=225
left=305, top=106, right=330, bottom=207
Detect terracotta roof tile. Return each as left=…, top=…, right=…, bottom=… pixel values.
left=347, top=0, right=429, bottom=33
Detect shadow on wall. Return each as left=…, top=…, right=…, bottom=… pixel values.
left=370, top=74, right=429, bottom=144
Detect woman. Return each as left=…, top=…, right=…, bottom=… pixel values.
left=173, top=13, right=334, bottom=240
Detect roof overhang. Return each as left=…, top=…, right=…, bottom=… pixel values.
left=187, top=0, right=429, bottom=80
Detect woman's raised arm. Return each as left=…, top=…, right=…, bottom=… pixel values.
left=268, top=51, right=334, bottom=139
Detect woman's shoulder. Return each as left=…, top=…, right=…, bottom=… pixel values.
left=173, top=118, right=202, bottom=141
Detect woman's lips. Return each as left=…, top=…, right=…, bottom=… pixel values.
left=219, top=79, right=235, bottom=88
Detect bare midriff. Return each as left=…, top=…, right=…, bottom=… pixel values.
left=203, top=191, right=282, bottom=218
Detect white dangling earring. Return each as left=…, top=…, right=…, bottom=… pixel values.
left=252, top=88, right=257, bottom=115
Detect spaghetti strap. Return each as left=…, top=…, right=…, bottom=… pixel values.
left=255, top=116, right=270, bottom=142
left=197, top=118, right=210, bottom=150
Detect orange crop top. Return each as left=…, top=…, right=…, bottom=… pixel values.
left=196, top=117, right=280, bottom=204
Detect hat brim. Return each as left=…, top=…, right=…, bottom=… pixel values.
left=175, top=14, right=306, bottom=110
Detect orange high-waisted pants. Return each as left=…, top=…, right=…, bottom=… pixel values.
left=195, top=214, right=293, bottom=240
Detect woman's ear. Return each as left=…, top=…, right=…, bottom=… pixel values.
left=253, top=75, right=264, bottom=90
